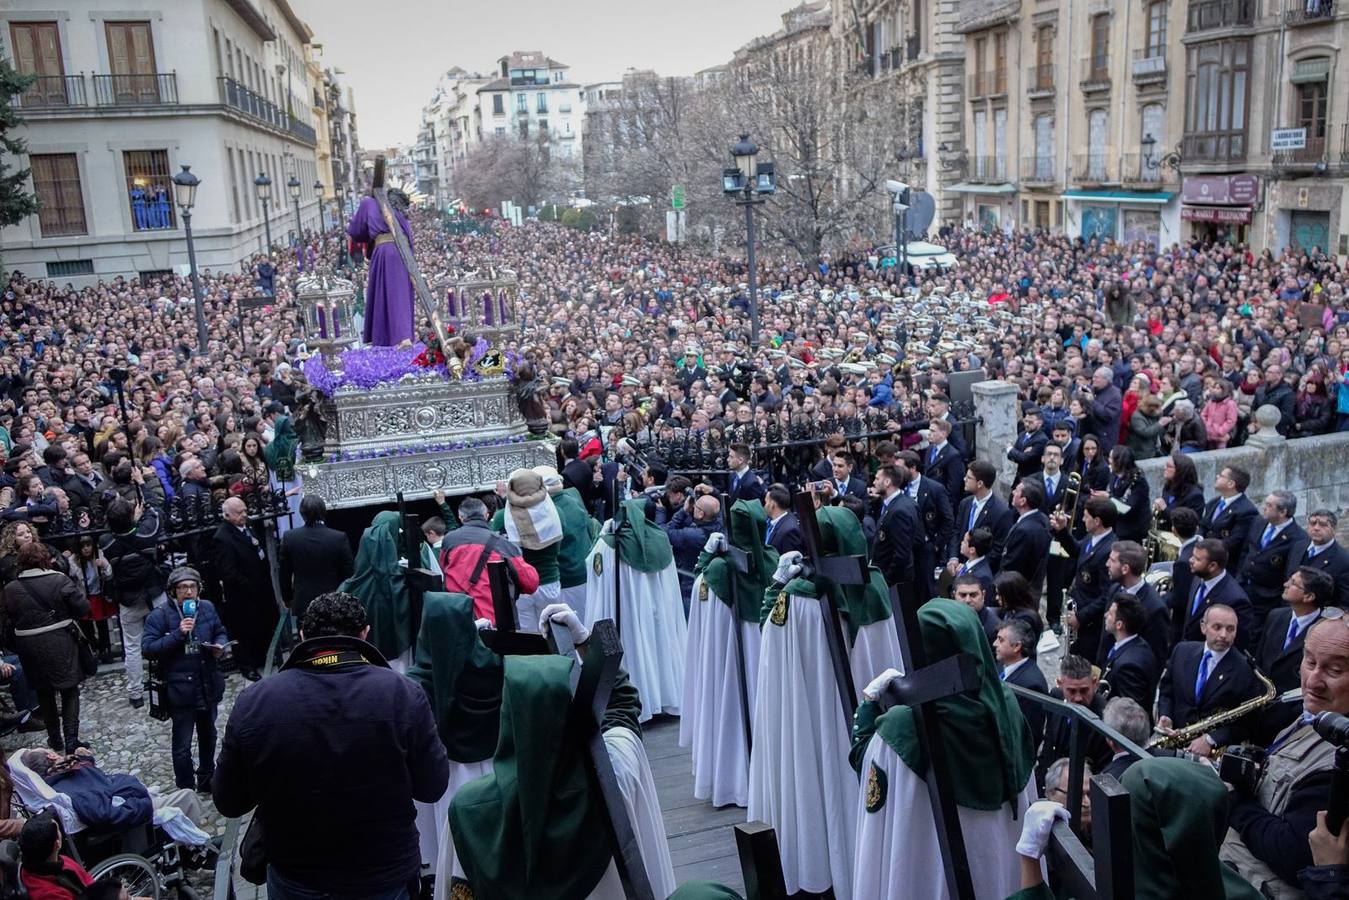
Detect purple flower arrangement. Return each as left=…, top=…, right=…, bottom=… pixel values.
left=301, top=341, right=516, bottom=396
left=321, top=433, right=530, bottom=464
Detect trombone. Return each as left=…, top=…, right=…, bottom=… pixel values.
left=1049, top=471, right=1082, bottom=559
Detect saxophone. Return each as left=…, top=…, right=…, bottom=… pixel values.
left=1149, top=657, right=1279, bottom=752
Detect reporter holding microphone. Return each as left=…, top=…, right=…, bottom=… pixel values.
left=142, top=566, right=229, bottom=792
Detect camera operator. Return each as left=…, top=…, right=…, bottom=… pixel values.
left=97, top=496, right=165, bottom=710
left=662, top=489, right=721, bottom=606
left=1219, top=615, right=1349, bottom=896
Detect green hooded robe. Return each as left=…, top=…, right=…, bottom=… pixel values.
left=694, top=499, right=779, bottom=623
left=601, top=497, right=673, bottom=573
left=338, top=510, right=412, bottom=660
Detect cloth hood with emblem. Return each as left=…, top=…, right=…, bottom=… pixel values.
left=337, top=510, right=411, bottom=660
left=779, top=505, right=892, bottom=640
left=406, top=591, right=502, bottom=764
left=263, top=415, right=298, bottom=481
left=503, top=468, right=563, bottom=551
left=601, top=497, right=673, bottom=573
left=447, top=654, right=612, bottom=900
left=869, top=598, right=1033, bottom=811
left=696, top=499, right=778, bottom=623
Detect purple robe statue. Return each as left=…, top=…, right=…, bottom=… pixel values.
left=347, top=195, right=416, bottom=346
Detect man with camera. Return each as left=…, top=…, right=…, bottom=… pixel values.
left=98, top=496, right=166, bottom=710
left=1221, top=613, right=1349, bottom=897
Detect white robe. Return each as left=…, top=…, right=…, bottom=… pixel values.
left=559, top=582, right=588, bottom=621
left=425, top=758, right=493, bottom=895
left=748, top=590, right=904, bottom=900
left=583, top=537, right=686, bottom=722
left=434, top=731, right=676, bottom=900
left=679, top=575, right=760, bottom=808
left=852, top=736, right=1039, bottom=900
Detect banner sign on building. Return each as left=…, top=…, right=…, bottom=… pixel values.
left=1181, top=175, right=1260, bottom=206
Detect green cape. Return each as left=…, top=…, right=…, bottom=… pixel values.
left=406, top=591, right=502, bottom=763
left=600, top=497, right=673, bottom=573
left=696, top=500, right=779, bottom=623
left=263, top=415, right=298, bottom=481
left=780, top=505, right=892, bottom=641
left=1121, top=756, right=1262, bottom=900
left=874, top=598, right=1034, bottom=811
left=337, top=510, right=411, bottom=659
left=554, top=487, right=601, bottom=589
left=448, top=655, right=612, bottom=900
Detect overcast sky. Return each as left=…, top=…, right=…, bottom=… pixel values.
left=289, top=0, right=797, bottom=148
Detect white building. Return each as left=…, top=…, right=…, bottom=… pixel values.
left=476, top=51, right=584, bottom=165
left=2, top=0, right=331, bottom=286
left=416, top=67, right=492, bottom=207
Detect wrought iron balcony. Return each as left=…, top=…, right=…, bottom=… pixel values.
left=92, top=73, right=178, bottom=107
left=1187, top=0, right=1255, bottom=32
left=219, top=77, right=316, bottom=145
left=1284, top=0, right=1336, bottom=25
left=1272, top=132, right=1328, bottom=167
left=1120, top=153, right=1171, bottom=185
left=1020, top=155, right=1057, bottom=185
left=1027, top=64, right=1055, bottom=97
left=1181, top=131, right=1247, bottom=162
left=1073, top=153, right=1116, bottom=185
left=16, top=75, right=87, bottom=109
left=1080, top=58, right=1111, bottom=92
left=968, top=156, right=1009, bottom=183
left=1131, top=49, right=1168, bottom=86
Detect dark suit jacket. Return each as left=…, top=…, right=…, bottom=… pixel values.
left=727, top=469, right=767, bottom=504
left=1179, top=571, right=1256, bottom=651
left=1101, top=753, right=1135, bottom=784
left=1098, top=581, right=1170, bottom=668
left=949, top=493, right=1014, bottom=570
left=1098, top=635, right=1160, bottom=723
left=1001, top=511, right=1051, bottom=595
left=1300, top=541, right=1349, bottom=608
left=561, top=458, right=595, bottom=504
left=1108, top=472, right=1151, bottom=543
left=1030, top=470, right=1072, bottom=516
left=1007, top=429, right=1049, bottom=482
left=924, top=443, right=965, bottom=507
left=1086, top=384, right=1123, bottom=452
left=952, top=557, right=996, bottom=606
left=1201, top=493, right=1259, bottom=570
left=766, top=512, right=804, bottom=557
left=1168, top=538, right=1199, bottom=646
left=872, top=493, right=918, bottom=589
left=1003, top=658, right=1048, bottom=747
left=1059, top=529, right=1116, bottom=658
left=1250, top=606, right=1316, bottom=741
left=279, top=523, right=355, bottom=617
left=912, top=476, right=954, bottom=576
left=211, top=522, right=271, bottom=604
left=1238, top=521, right=1311, bottom=620
left=1158, top=641, right=1263, bottom=739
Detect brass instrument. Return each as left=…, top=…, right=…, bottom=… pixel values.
left=1145, top=508, right=1183, bottom=565
left=1149, top=659, right=1280, bottom=752
left=1049, top=471, right=1082, bottom=559
left=1062, top=597, right=1077, bottom=650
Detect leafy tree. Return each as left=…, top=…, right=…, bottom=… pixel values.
left=0, top=58, right=38, bottom=271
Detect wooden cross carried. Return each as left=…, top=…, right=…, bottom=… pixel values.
left=792, top=492, right=868, bottom=722
left=370, top=156, right=451, bottom=350
left=875, top=586, right=981, bottom=900
left=479, top=558, right=551, bottom=655
left=734, top=822, right=789, bottom=900
left=396, top=492, right=441, bottom=654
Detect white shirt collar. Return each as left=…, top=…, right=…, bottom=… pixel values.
left=1118, top=578, right=1142, bottom=595
left=934, top=440, right=949, bottom=452
left=1017, top=509, right=1036, bottom=522
left=1266, top=519, right=1292, bottom=539
left=1181, top=534, right=1200, bottom=550
left=1309, top=541, right=1335, bottom=556
left=1202, top=571, right=1227, bottom=592
left=1113, top=634, right=1139, bottom=651
left=770, top=511, right=788, bottom=525
left=963, top=555, right=985, bottom=570
left=1293, top=608, right=1323, bottom=630
left=1002, top=657, right=1030, bottom=679
left=1202, top=644, right=1231, bottom=668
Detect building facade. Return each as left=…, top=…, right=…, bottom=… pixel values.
left=476, top=51, right=584, bottom=168
left=3, top=0, right=337, bottom=285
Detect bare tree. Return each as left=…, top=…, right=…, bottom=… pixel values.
left=454, top=135, right=581, bottom=213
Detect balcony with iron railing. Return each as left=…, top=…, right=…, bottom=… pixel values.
left=1119, top=153, right=1175, bottom=186
left=1343, top=124, right=1349, bottom=164
left=1186, top=0, right=1255, bottom=32
left=1080, top=57, right=1110, bottom=92
left=1021, top=155, right=1057, bottom=185
left=1073, top=153, right=1116, bottom=185
left=1284, top=0, right=1336, bottom=25
left=1181, top=130, right=1247, bottom=163
left=1272, top=130, right=1329, bottom=167
left=1027, top=64, right=1055, bottom=98
left=218, top=77, right=316, bottom=145
left=967, top=70, right=1007, bottom=98
left=968, top=156, right=1010, bottom=183
left=15, top=75, right=87, bottom=109
left=92, top=73, right=177, bottom=106
left=1131, top=49, right=1168, bottom=86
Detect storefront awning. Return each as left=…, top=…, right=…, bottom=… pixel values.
left=947, top=183, right=1017, bottom=194
left=1061, top=190, right=1176, bottom=204
left=1181, top=205, right=1252, bottom=224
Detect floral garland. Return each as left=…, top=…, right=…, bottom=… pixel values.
left=300, top=338, right=518, bottom=396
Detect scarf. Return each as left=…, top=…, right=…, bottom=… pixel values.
left=504, top=469, right=563, bottom=551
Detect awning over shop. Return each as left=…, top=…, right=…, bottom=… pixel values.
left=1061, top=190, right=1176, bottom=204
left=947, top=183, right=1017, bottom=194
left=1181, top=205, right=1252, bottom=224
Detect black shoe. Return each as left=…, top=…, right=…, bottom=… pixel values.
left=197, top=775, right=214, bottom=794
left=241, top=669, right=261, bottom=682
left=129, top=697, right=145, bottom=709
left=18, top=715, right=45, bottom=734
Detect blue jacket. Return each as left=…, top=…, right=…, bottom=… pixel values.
left=142, top=598, right=228, bottom=709
left=48, top=761, right=154, bottom=832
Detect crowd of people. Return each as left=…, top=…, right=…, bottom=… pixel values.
left=0, top=205, right=1342, bottom=898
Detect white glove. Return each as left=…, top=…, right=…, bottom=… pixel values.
left=474, top=618, right=493, bottom=632
left=772, top=550, right=804, bottom=586
left=862, top=668, right=902, bottom=702
left=704, top=532, right=727, bottom=554
left=1015, top=801, right=1069, bottom=858
left=397, top=557, right=409, bottom=569
left=539, top=603, right=590, bottom=644
left=601, top=519, right=618, bottom=535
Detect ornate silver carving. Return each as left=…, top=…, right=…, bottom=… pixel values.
left=299, top=440, right=555, bottom=510
left=322, top=375, right=525, bottom=455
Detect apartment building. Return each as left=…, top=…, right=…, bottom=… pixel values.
left=476, top=51, right=584, bottom=165
left=3, top=0, right=334, bottom=285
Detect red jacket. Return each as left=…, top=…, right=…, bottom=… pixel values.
left=439, top=522, right=540, bottom=623
left=21, top=857, right=94, bottom=900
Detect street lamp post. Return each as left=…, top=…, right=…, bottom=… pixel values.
left=314, top=179, right=325, bottom=231
left=287, top=174, right=303, bottom=242
left=254, top=172, right=273, bottom=252
left=721, top=134, right=775, bottom=347
left=171, top=164, right=210, bottom=352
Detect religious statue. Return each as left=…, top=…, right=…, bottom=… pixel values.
left=291, top=378, right=330, bottom=461
left=512, top=358, right=550, bottom=435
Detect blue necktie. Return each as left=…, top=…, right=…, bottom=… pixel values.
left=968, top=502, right=979, bottom=532
left=732, top=474, right=740, bottom=495
left=1214, top=497, right=1227, bottom=520
left=765, top=519, right=775, bottom=546
left=1046, top=476, right=1056, bottom=498
left=1107, top=642, right=1118, bottom=662
left=929, top=446, right=938, bottom=466
left=999, top=669, right=1007, bottom=681
left=1083, top=537, right=1095, bottom=558
left=1190, top=581, right=1208, bottom=617
left=1261, top=524, right=1275, bottom=548
left=1195, top=650, right=1213, bottom=703
left=1285, top=617, right=1302, bottom=651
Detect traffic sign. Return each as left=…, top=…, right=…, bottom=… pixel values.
left=671, top=185, right=686, bottom=210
